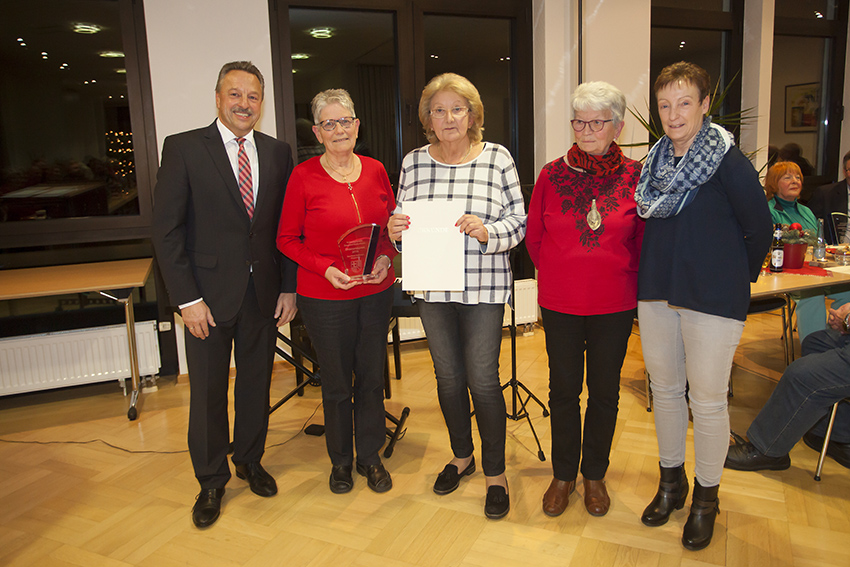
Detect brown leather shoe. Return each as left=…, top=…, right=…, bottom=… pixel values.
left=583, top=477, right=610, bottom=516
left=542, top=478, right=576, bottom=517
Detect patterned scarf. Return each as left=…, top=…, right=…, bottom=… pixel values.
left=634, top=117, right=734, bottom=219
left=567, top=141, right=624, bottom=177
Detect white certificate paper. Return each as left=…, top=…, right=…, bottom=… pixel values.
left=402, top=200, right=466, bottom=292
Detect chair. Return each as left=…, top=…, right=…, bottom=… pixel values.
left=828, top=212, right=850, bottom=245
left=643, top=295, right=792, bottom=411
left=814, top=398, right=850, bottom=481
left=385, top=281, right=419, bottom=382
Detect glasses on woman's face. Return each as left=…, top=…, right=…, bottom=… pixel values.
left=430, top=106, right=469, bottom=119
left=570, top=119, right=613, bottom=132
left=317, top=117, right=356, bottom=131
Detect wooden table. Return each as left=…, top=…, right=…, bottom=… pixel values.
left=750, top=264, right=850, bottom=364
left=751, top=266, right=850, bottom=298
left=0, top=258, right=154, bottom=420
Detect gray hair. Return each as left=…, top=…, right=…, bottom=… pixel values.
left=311, top=89, right=356, bottom=124
left=572, top=81, right=627, bottom=126
left=215, top=61, right=264, bottom=97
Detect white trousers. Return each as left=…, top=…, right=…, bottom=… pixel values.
left=638, top=300, right=744, bottom=487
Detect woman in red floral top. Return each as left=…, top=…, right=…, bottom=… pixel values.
left=526, top=81, right=643, bottom=519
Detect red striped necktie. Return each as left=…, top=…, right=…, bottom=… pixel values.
left=236, top=137, right=254, bottom=219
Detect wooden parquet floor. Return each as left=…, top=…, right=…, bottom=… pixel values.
left=1, top=312, right=849, bottom=566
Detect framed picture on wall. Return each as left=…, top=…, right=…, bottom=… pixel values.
left=785, top=83, right=820, bottom=133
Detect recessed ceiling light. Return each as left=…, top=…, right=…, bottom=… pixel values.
left=73, top=22, right=102, bottom=34
left=308, top=27, right=334, bottom=39
left=42, top=52, right=48, bottom=59
left=99, top=50, right=124, bottom=58
left=430, top=54, right=439, bottom=59
left=814, top=10, right=824, bottom=18
left=115, top=68, right=126, bottom=74
left=291, top=53, right=310, bottom=60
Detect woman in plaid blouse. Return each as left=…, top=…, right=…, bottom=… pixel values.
left=388, top=73, right=526, bottom=520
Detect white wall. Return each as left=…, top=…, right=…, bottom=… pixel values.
left=581, top=0, right=651, bottom=161
left=741, top=0, right=774, bottom=173
left=144, top=0, right=277, bottom=155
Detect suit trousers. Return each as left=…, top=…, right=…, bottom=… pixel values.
left=542, top=307, right=635, bottom=481
left=186, top=275, right=277, bottom=489
left=298, top=286, right=393, bottom=467
left=747, top=329, right=850, bottom=456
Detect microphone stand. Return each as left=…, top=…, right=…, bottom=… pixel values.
left=502, top=255, right=548, bottom=462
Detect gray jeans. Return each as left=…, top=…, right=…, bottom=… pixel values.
left=639, top=300, right=744, bottom=487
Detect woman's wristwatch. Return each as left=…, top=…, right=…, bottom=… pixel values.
left=376, top=255, right=391, bottom=269
left=843, top=313, right=850, bottom=333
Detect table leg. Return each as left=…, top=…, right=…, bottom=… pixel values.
left=119, top=293, right=141, bottom=421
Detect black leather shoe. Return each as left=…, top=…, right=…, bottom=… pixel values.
left=192, top=488, right=224, bottom=528
left=235, top=462, right=278, bottom=497
left=329, top=464, right=354, bottom=494
left=803, top=431, right=850, bottom=469
left=642, top=464, right=688, bottom=527
left=484, top=485, right=510, bottom=520
left=433, top=457, right=476, bottom=495
left=356, top=462, right=392, bottom=493
left=724, top=438, right=790, bottom=471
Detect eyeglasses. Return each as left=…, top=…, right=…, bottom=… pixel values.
left=430, top=107, right=469, bottom=119
left=570, top=119, right=613, bottom=132
left=317, top=117, right=356, bottom=131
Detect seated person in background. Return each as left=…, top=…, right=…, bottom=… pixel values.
left=725, top=302, right=850, bottom=472
left=808, top=150, right=850, bottom=245
left=765, top=161, right=850, bottom=341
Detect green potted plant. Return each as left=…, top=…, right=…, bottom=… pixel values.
left=780, top=223, right=815, bottom=269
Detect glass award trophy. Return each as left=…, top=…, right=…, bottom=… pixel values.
left=337, top=223, right=381, bottom=281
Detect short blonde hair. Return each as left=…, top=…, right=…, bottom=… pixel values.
left=418, top=73, right=484, bottom=144
left=311, top=89, right=356, bottom=124
left=764, top=161, right=803, bottom=200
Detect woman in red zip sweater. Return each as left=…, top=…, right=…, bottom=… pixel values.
left=277, top=89, right=397, bottom=495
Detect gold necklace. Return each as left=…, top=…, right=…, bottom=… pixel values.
left=439, top=142, right=473, bottom=165
left=324, top=155, right=357, bottom=185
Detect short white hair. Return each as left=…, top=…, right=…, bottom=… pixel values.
left=572, top=81, right=627, bottom=126
left=311, top=89, right=356, bottom=124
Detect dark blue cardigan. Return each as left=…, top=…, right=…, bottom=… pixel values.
left=637, top=146, right=773, bottom=322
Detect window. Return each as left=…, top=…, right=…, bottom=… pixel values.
left=0, top=0, right=157, bottom=248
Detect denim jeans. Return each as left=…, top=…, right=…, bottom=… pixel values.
left=298, top=286, right=393, bottom=467
left=417, top=300, right=507, bottom=476
left=542, top=307, right=635, bottom=481
left=747, top=328, right=850, bottom=456
left=638, top=300, right=744, bottom=487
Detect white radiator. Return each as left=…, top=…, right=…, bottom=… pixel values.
left=394, top=278, right=539, bottom=341
left=0, top=321, right=161, bottom=396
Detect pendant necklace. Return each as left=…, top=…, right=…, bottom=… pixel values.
left=586, top=198, right=602, bottom=231
left=324, top=155, right=357, bottom=190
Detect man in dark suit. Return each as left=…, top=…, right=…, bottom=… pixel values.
left=151, top=61, right=296, bottom=528
left=808, top=150, right=850, bottom=244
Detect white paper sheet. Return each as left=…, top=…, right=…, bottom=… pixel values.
left=401, top=200, right=466, bottom=292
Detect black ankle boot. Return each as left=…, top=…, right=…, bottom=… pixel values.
left=682, top=478, right=719, bottom=551
left=641, top=464, right=689, bottom=527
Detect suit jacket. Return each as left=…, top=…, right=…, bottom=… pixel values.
left=151, top=121, right=296, bottom=322
left=808, top=180, right=849, bottom=244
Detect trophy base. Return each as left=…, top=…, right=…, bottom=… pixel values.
left=348, top=273, right=379, bottom=282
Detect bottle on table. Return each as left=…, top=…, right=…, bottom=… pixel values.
left=770, top=223, right=784, bottom=273
left=814, top=218, right=827, bottom=261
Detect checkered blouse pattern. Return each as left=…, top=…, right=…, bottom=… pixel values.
left=396, top=142, right=527, bottom=305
